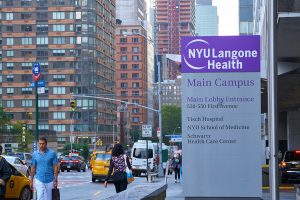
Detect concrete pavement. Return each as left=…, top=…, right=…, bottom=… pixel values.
left=164, top=174, right=296, bottom=200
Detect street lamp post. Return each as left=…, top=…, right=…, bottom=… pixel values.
left=171, top=126, right=181, bottom=149
left=70, top=107, right=87, bottom=154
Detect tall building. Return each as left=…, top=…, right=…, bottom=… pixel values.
left=116, top=0, right=153, bottom=137
left=0, top=0, right=116, bottom=152
left=195, top=0, right=218, bottom=36
left=154, top=0, right=195, bottom=80
left=239, top=0, right=253, bottom=35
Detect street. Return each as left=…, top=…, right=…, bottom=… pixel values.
left=58, top=169, right=118, bottom=200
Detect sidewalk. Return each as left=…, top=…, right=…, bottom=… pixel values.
left=164, top=174, right=296, bottom=200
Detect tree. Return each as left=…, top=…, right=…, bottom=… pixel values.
left=0, top=107, right=11, bottom=131
left=12, top=121, right=34, bottom=152
left=162, top=105, right=182, bottom=145
left=62, top=143, right=89, bottom=161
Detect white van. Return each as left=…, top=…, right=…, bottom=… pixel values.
left=131, top=140, right=158, bottom=176
left=131, top=140, right=169, bottom=176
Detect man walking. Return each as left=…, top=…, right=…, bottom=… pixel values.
left=0, top=145, right=12, bottom=200
left=30, top=137, right=59, bottom=200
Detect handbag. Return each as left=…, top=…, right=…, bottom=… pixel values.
left=52, top=188, right=60, bottom=200
left=124, top=155, right=135, bottom=184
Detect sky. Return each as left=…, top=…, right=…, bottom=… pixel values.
left=212, top=0, right=239, bottom=36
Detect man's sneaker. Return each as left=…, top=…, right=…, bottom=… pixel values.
left=175, top=180, right=177, bottom=183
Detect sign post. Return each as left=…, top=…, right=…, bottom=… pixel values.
left=32, top=62, right=41, bottom=151
left=181, top=36, right=261, bottom=199
left=142, top=124, right=152, bottom=181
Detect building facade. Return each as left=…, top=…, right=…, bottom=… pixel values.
left=195, top=0, right=218, bottom=36
left=0, top=0, right=116, bottom=152
left=154, top=0, right=195, bottom=80
left=239, top=0, right=254, bottom=35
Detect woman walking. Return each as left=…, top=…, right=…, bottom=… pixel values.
left=172, top=153, right=182, bottom=183
left=104, top=144, right=132, bottom=193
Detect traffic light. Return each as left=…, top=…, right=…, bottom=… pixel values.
left=70, top=99, right=76, bottom=111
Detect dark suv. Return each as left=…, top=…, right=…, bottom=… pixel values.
left=280, top=150, right=300, bottom=182
left=60, top=156, right=86, bottom=172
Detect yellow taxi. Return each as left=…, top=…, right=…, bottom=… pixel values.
left=91, top=151, right=112, bottom=182
left=5, top=163, right=32, bottom=200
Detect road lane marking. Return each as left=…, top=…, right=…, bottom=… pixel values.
left=94, top=191, right=101, bottom=196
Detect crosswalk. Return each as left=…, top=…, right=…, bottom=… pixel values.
left=58, top=171, right=92, bottom=189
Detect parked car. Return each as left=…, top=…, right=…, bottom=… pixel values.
left=5, top=162, right=32, bottom=200
left=7, top=152, right=32, bottom=172
left=3, top=155, right=30, bottom=177
left=60, top=156, right=87, bottom=172
left=280, top=150, right=300, bottom=182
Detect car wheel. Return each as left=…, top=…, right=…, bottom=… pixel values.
left=92, top=177, right=96, bottom=182
left=77, top=168, right=81, bottom=172
left=67, top=170, right=70, bottom=172
left=19, top=186, right=31, bottom=200
left=82, top=168, right=86, bottom=172
left=61, top=169, right=64, bottom=172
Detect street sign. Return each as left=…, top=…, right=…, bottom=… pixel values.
left=157, top=127, right=161, bottom=137
left=29, top=80, right=45, bottom=88
left=70, top=136, right=75, bottom=143
left=170, top=135, right=182, bottom=142
left=37, top=87, right=45, bottom=94
left=32, top=62, right=41, bottom=82
left=142, top=124, right=152, bottom=137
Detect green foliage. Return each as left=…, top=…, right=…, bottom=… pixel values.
left=0, top=107, right=11, bottom=130
left=129, top=128, right=141, bottom=144
left=162, top=105, right=181, bottom=145
left=62, top=143, right=89, bottom=161
left=12, top=121, right=34, bottom=152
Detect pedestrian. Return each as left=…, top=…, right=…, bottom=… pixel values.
left=30, top=137, right=59, bottom=200
left=0, top=145, right=12, bottom=200
left=104, top=143, right=132, bottom=193
left=172, top=153, right=182, bottom=183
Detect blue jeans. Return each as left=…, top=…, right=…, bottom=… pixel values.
left=0, top=185, right=5, bottom=200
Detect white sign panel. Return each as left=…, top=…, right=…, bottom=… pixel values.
left=181, top=36, right=261, bottom=198
left=142, top=125, right=152, bottom=137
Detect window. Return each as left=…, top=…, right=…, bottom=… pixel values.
left=6, top=75, right=14, bottom=82
left=120, top=64, right=127, bottom=69
left=36, top=12, right=48, bottom=20
left=120, top=29, right=127, bottom=34
left=37, top=50, right=48, bottom=57
left=132, top=29, right=139, bottom=34
left=132, top=82, right=139, bottom=88
left=132, top=99, right=139, bottom=104
left=120, top=82, right=128, bottom=88
left=132, top=38, right=139, bottom=43
left=21, top=74, right=31, bottom=82
left=21, top=37, right=32, bottom=45
left=132, top=117, right=140, bottom=123
left=6, top=26, right=13, bottom=32
left=6, top=88, right=14, bottom=94
left=21, top=0, right=32, bottom=6
left=132, top=55, right=139, bottom=61
left=53, top=24, right=65, bottom=32
left=132, top=64, right=139, bottom=70
left=21, top=25, right=32, bottom=32
left=6, top=0, right=13, bottom=6
left=6, top=51, right=14, bottom=57
left=53, top=99, right=65, bottom=106
left=21, top=12, right=31, bottom=19
left=53, top=75, right=65, bottom=81
left=53, top=112, right=66, bottom=119
left=6, top=38, right=13, bottom=45
left=132, top=47, right=139, bottom=53
left=36, top=25, right=48, bottom=32
left=21, top=51, right=32, bottom=57
left=21, top=88, right=32, bottom=94
left=132, top=108, right=139, bottom=114
left=53, top=62, right=65, bottom=69
left=21, top=63, right=31, bottom=70
left=53, top=0, right=64, bottom=5
left=120, top=73, right=128, bottom=79
left=120, top=47, right=127, bottom=52
left=53, top=12, right=65, bottom=19
left=39, top=124, right=49, bottom=130
left=6, top=13, right=13, bottom=20
left=120, top=38, right=127, bottom=43
left=6, top=63, right=14, bottom=69
left=53, top=125, right=66, bottom=132
left=37, top=37, right=48, bottom=45
left=53, top=87, right=66, bottom=94
left=53, top=50, right=65, bottom=56
left=6, top=100, right=14, bottom=108
left=53, top=37, right=65, bottom=44
left=38, top=100, right=49, bottom=107
left=38, top=112, right=48, bottom=120
left=22, top=100, right=32, bottom=107
left=121, top=91, right=128, bottom=97
left=120, top=56, right=127, bottom=61
left=132, top=91, right=139, bottom=96
left=132, top=73, right=139, bottom=79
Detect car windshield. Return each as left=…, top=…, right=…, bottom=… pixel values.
left=133, top=148, right=153, bottom=159
left=95, top=154, right=111, bottom=161
left=7, top=152, right=25, bottom=160
left=284, top=151, right=300, bottom=162
left=3, top=156, right=14, bottom=164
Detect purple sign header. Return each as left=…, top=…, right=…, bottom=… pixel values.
left=181, top=36, right=260, bottom=73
